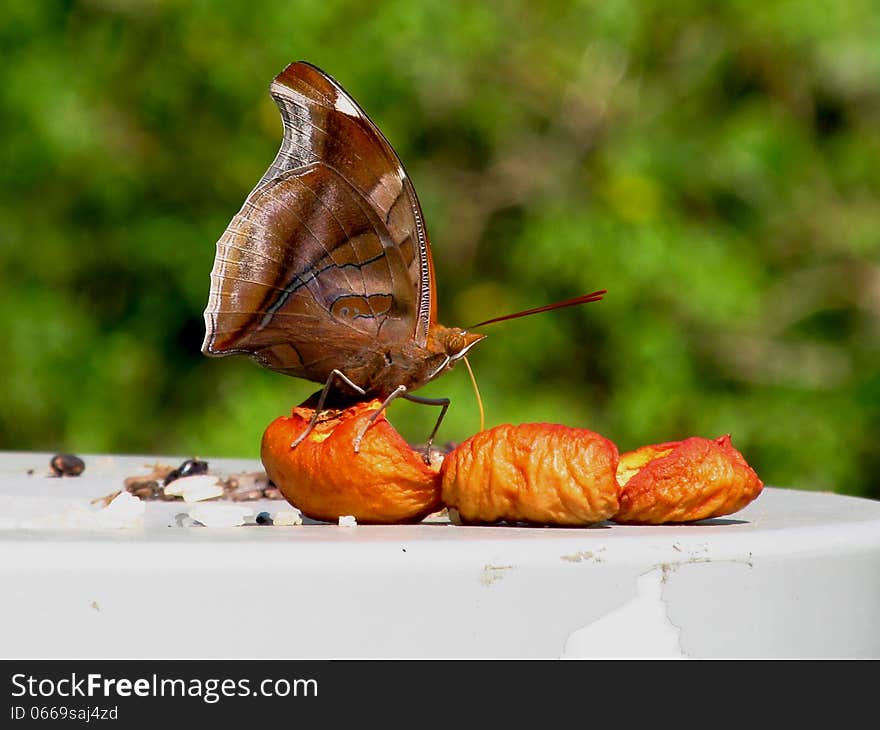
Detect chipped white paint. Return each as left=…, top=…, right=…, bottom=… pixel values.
left=561, top=569, right=685, bottom=659
left=560, top=549, right=604, bottom=563
left=480, top=564, right=513, bottom=587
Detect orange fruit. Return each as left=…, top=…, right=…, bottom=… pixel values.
left=261, top=400, right=442, bottom=524
left=440, top=423, right=620, bottom=526
left=614, top=435, right=764, bottom=524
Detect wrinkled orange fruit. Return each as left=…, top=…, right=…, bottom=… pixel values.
left=613, top=435, right=764, bottom=524
left=261, top=400, right=442, bottom=524
left=440, top=423, right=620, bottom=526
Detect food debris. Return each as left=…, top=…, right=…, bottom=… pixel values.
left=162, top=474, right=224, bottom=502
left=90, top=490, right=122, bottom=508
left=123, top=463, right=281, bottom=503
left=128, top=482, right=163, bottom=500
left=50, top=453, right=85, bottom=477
left=95, top=491, right=145, bottom=528
left=255, top=511, right=273, bottom=525
left=273, top=509, right=303, bottom=526
left=187, top=503, right=253, bottom=528
left=338, top=514, right=357, bottom=527
left=173, top=513, right=200, bottom=528
left=225, top=470, right=273, bottom=501
left=124, top=462, right=176, bottom=500
left=230, top=488, right=264, bottom=501
left=422, top=507, right=450, bottom=523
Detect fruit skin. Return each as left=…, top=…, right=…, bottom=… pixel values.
left=261, top=400, right=442, bottom=524
left=613, top=435, right=764, bottom=525
left=440, top=423, right=620, bottom=526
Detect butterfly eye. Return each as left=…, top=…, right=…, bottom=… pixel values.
left=446, top=331, right=486, bottom=360
left=445, top=333, right=465, bottom=356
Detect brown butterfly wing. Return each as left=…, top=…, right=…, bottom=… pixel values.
left=204, top=162, right=417, bottom=382
left=203, top=62, right=436, bottom=385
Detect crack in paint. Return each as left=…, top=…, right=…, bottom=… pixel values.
left=655, top=555, right=756, bottom=657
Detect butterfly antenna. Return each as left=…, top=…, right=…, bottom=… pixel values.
left=462, top=355, right=485, bottom=432
left=468, top=289, right=607, bottom=329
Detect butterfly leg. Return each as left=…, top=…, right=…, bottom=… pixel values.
left=352, top=384, right=408, bottom=454
left=290, top=369, right=365, bottom=449
left=401, top=393, right=450, bottom=463
left=352, top=386, right=450, bottom=464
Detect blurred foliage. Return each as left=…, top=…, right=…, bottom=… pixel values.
left=0, top=0, right=878, bottom=498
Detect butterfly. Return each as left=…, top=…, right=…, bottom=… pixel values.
left=202, top=61, right=605, bottom=452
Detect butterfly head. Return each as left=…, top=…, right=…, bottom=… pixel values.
left=423, top=327, right=486, bottom=382
left=442, top=329, right=486, bottom=362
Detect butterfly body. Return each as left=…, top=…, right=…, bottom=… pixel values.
left=331, top=325, right=483, bottom=403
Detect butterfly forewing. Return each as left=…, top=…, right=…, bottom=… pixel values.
left=203, top=61, right=435, bottom=383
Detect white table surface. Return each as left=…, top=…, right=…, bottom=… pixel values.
left=1, top=451, right=879, bottom=659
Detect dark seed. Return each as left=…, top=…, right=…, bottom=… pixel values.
left=256, top=511, right=273, bottom=526
left=163, top=469, right=180, bottom=486
left=164, top=458, right=209, bottom=486
left=50, top=454, right=85, bottom=477
left=178, top=458, right=209, bottom=478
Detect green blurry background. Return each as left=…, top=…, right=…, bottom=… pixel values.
left=1, top=1, right=878, bottom=498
